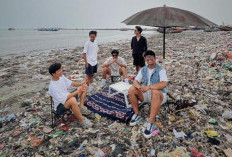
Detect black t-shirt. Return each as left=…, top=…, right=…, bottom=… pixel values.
left=131, top=36, right=147, bottom=54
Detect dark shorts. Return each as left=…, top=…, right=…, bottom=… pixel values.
left=85, top=64, right=97, bottom=75
left=56, top=103, right=69, bottom=115
left=132, top=53, right=145, bottom=67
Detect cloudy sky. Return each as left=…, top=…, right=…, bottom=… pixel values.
left=0, top=0, right=231, bottom=29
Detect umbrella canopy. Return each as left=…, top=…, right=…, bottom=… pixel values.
left=122, top=5, right=217, bottom=58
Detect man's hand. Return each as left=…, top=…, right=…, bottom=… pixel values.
left=113, top=58, right=117, bottom=62
left=80, top=83, right=88, bottom=92
left=85, top=62, right=89, bottom=68
left=140, top=86, right=150, bottom=93
left=142, top=52, right=145, bottom=57
left=79, top=80, right=86, bottom=86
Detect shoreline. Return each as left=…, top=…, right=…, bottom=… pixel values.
left=0, top=29, right=157, bottom=58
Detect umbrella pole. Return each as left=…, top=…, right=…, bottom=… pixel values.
left=163, top=27, right=166, bottom=59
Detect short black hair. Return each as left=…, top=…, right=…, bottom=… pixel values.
left=111, top=49, right=119, bottom=55
left=144, top=50, right=156, bottom=57
left=48, top=63, right=61, bottom=75
left=135, top=26, right=143, bottom=34
left=89, top=30, right=97, bottom=36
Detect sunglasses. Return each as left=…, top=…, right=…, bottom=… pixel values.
left=112, top=54, right=118, bottom=57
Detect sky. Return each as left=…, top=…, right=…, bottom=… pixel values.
left=0, top=0, right=231, bottom=29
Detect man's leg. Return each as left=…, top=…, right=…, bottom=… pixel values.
left=102, top=67, right=111, bottom=79
left=102, top=67, right=111, bottom=87
left=128, top=86, right=144, bottom=114
left=119, top=67, right=128, bottom=79
left=64, top=97, right=84, bottom=121
left=119, top=67, right=129, bottom=83
left=148, top=90, right=164, bottom=123
left=77, top=86, right=87, bottom=109
left=85, top=74, right=93, bottom=85
left=135, top=66, right=140, bottom=74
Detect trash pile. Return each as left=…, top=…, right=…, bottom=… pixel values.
left=0, top=30, right=232, bottom=156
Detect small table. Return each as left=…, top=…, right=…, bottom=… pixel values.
left=108, top=82, right=132, bottom=108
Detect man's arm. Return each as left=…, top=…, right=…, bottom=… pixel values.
left=142, top=37, right=147, bottom=57
left=103, top=60, right=114, bottom=68
left=133, top=80, right=141, bottom=89
left=115, top=60, right=126, bottom=68
left=83, top=53, right=88, bottom=68
left=71, top=80, right=86, bottom=86
left=149, top=81, right=167, bottom=90
left=131, top=38, right=134, bottom=54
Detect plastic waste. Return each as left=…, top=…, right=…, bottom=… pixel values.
left=94, top=149, right=105, bottom=157
left=222, top=110, right=232, bottom=119
left=173, top=129, right=187, bottom=138
left=202, top=130, right=218, bottom=137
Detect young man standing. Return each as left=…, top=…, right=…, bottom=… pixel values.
left=128, top=50, right=168, bottom=138
left=101, top=49, right=129, bottom=87
left=48, top=63, right=92, bottom=128
left=83, top=31, right=100, bottom=94
left=131, top=26, right=147, bottom=74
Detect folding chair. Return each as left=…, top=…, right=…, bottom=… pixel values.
left=50, top=96, right=74, bottom=128
left=111, top=75, right=121, bottom=83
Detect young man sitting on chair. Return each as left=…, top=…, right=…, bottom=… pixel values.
left=128, top=50, right=168, bottom=138
left=48, top=63, right=92, bottom=128
left=101, top=49, right=129, bottom=88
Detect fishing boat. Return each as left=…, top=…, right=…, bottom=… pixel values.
left=8, top=28, right=15, bottom=30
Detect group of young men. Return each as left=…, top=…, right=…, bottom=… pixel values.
left=48, top=26, right=168, bottom=138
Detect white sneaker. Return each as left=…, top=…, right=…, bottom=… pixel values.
left=129, top=114, right=142, bottom=126
left=101, top=82, right=106, bottom=88
left=81, top=106, right=91, bottom=116
left=143, top=122, right=158, bottom=139
left=80, top=117, right=93, bottom=128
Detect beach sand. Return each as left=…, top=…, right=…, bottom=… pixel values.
left=0, top=30, right=232, bottom=156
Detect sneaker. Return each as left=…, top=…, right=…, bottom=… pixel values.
left=101, top=82, right=106, bottom=88
left=81, top=106, right=92, bottom=116
left=80, top=117, right=93, bottom=128
left=129, top=114, right=142, bottom=126
left=143, top=121, right=157, bottom=138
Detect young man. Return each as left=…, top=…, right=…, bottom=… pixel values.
left=101, top=50, right=129, bottom=87
left=48, top=63, right=92, bottom=128
left=131, top=26, right=148, bottom=74
left=128, top=50, right=168, bottom=138
left=83, top=31, right=100, bottom=94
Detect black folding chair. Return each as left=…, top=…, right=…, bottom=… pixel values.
left=50, top=96, right=73, bottom=128
left=111, top=75, right=121, bottom=83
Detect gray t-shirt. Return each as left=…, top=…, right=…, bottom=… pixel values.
left=103, top=56, right=126, bottom=76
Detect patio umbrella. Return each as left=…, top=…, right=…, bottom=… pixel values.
left=122, top=5, right=217, bottom=59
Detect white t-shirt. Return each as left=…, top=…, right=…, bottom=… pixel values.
left=103, top=56, right=126, bottom=76
left=135, top=67, right=168, bottom=85
left=48, top=75, right=72, bottom=110
left=83, top=40, right=100, bottom=66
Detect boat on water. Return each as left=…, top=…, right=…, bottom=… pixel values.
left=157, top=27, right=183, bottom=33
left=38, top=28, right=60, bottom=31
left=120, top=28, right=129, bottom=31
left=8, top=28, right=15, bottom=30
